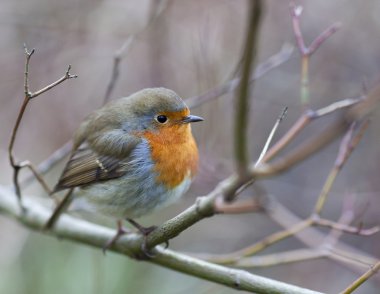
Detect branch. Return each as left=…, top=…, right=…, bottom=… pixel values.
left=262, top=96, right=363, bottom=163
left=313, top=217, right=379, bottom=236
left=341, top=261, right=380, bottom=294
left=0, top=187, right=323, bottom=294
left=8, top=45, right=77, bottom=206
left=289, top=2, right=341, bottom=106
left=20, top=140, right=73, bottom=188
left=234, top=0, right=263, bottom=177
left=103, top=0, right=170, bottom=104
left=186, top=43, right=294, bottom=108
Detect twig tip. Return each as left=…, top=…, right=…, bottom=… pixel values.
left=290, top=2, right=303, bottom=17
left=279, top=107, right=288, bottom=122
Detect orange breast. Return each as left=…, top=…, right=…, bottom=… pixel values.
left=143, top=125, right=199, bottom=188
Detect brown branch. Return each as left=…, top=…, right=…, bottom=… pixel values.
left=8, top=45, right=76, bottom=206
left=289, top=2, right=340, bottom=56
left=214, top=197, right=264, bottom=214
left=234, top=0, right=263, bottom=178
left=261, top=96, right=362, bottom=163
left=313, top=217, right=379, bottom=236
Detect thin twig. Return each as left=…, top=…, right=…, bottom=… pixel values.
left=186, top=43, right=294, bottom=108
left=30, top=65, right=77, bottom=98
left=261, top=96, right=362, bottom=163
left=289, top=2, right=340, bottom=106
left=340, top=261, right=380, bottom=294
left=255, top=107, right=287, bottom=167
left=308, top=22, right=342, bottom=55
left=313, top=121, right=369, bottom=214
left=234, top=249, right=326, bottom=268
left=8, top=45, right=76, bottom=207
left=20, top=140, right=73, bottom=188
left=313, top=217, right=379, bottom=236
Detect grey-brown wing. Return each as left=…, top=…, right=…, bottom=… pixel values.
left=54, top=139, right=139, bottom=192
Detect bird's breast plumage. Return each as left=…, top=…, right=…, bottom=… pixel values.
left=77, top=132, right=197, bottom=219
left=142, top=124, right=199, bottom=189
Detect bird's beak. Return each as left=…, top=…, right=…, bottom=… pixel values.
left=182, top=115, right=204, bottom=123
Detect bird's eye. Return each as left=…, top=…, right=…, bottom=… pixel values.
left=155, top=115, right=168, bottom=124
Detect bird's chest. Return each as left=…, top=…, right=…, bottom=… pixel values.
left=143, top=128, right=199, bottom=189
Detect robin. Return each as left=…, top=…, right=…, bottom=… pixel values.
left=45, top=87, right=203, bottom=253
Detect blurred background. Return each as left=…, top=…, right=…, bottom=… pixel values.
left=0, top=0, right=380, bottom=293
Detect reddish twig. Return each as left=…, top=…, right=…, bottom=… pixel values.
left=289, top=2, right=341, bottom=106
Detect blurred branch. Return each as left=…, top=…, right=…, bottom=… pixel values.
left=312, top=216, right=379, bottom=236
left=0, top=186, right=322, bottom=294
left=186, top=43, right=294, bottom=108
left=290, top=2, right=341, bottom=106
left=268, top=197, right=378, bottom=270
left=192, top=118, right=378, bottom=266
left=234, top=0, right=263, bottom=178
left=20, top=140, right=73, bottom=188
left=251, top=80, right=380, bottom=178
left=262, top=96, right=363, bottom=163
left=228, top=195, right=357, bottom=268
left=234, top=249, right=326, bottom=268
left=341, top=261, right=380, bottom=294
left=103, top=0, right=170, bottom=104
left=313, top=121, right=369, bottom=215
left=8, top=45, right=77, bottom=206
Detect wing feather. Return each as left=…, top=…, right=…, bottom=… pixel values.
left=54, top=138, right=140, bottom=191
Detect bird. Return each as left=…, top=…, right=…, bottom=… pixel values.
left=44, top=87, right=203, bottom=253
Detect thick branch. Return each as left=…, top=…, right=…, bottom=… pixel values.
left=0, top=186, right=322, bottom=294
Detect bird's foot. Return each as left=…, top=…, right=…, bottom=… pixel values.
left=126, top=218, right=169, bottom=259
left=102, top=220, right=129, bottom=254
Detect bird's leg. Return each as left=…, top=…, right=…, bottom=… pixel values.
left=102, top=220, right=129, bottom=254
left=127, top=218, right=157, bottom=235
left=126, top=218, right=169, bottom=258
